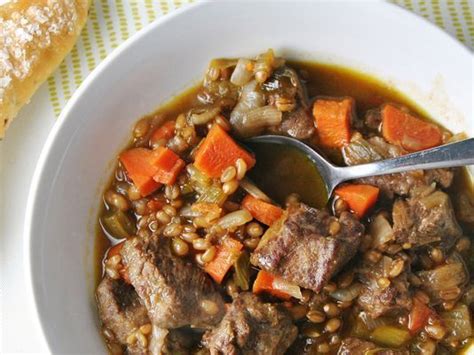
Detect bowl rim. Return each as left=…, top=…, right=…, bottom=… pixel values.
left=23, top=0, right=473, bottom=352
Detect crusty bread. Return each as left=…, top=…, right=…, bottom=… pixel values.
left=0, top=0, right=90, bottom=138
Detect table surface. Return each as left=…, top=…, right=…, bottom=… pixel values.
left=0, top=0, right=472, bottom=353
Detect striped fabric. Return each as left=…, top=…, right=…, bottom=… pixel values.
left=48, top=0, right=473, bottom=117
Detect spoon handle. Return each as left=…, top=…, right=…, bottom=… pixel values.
left=338, top=138, right=474, bottom=181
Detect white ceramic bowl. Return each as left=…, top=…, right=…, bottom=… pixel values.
left=25, top=1, right=473, bottom=353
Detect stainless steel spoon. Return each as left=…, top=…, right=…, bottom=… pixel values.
left=246, top=136, right=474, bottom=197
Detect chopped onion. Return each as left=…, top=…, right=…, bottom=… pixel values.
left=330, top=282, right=361, bottom=302
left=359, top=311, right=390, bottom=331
left=242, top=105, right=282, bottom=130
left=189, top=107, right=220, bottom=125
left=272, top=276, right=303, bottom=300
left=217, top=209, right=252, bottom=229
left=230, top=80, right=265, bottom=136
left=240, top=178, right=272, bottom=202
left=230, top=58, right=254, bottom=86
left=441, top=304, right=472, bottom=342
left=419, top=190, right=448, bottom=210
left=148, top=326, right=169, bottom=355
left=369, top=214, right=394, bottom=248
left=367, top=136, right=405, bottom=158
left=417, top=255, right=468, bottom=303
left=382, top=256, right=394, bottom=278
left=205, top=58, right=237, bottom=82
left=342, top=134, right=383, bottom=165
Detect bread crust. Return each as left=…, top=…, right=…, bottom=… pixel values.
left=0, top=0, right=90, bottom=137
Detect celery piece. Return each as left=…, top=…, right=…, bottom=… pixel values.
left=101, top=210, right=136, bottom=239
left=233, top=252, right=250, bottom=291
left=370, top=325, right=411, bottom=348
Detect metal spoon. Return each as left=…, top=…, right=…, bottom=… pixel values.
left=246, top=135, right=474, bottom=197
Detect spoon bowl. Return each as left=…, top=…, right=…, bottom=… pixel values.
left=246, top=135, right=474, bottom=201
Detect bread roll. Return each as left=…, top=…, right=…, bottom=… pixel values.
left=0, top=0, right=90, bottom=137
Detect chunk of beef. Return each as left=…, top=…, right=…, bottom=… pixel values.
left=455, top=192, right=474, bottom=224
left=359, top=168, right=454, bottom=199
left=417, top=252, right=469, bottom=305
left=203, top=293, right=297, bottom=355
left=263, top=66, right=309, bottom=110
left=392, top=189, right=462, bottom=249
left=343, top=135, right=454, bottom=198
left=364, top=137, right=453, bottom=196
left=424, top=168, right=454, bottom=190
left=357, top=256, right=412, bottom=318
left=263, top=66, right=315, bottom=140
left=364, top=108, right=382, bottom=131
left=146, top=326, right=200, bottom=355
left=96, top=277, right=150, bottom=354
left=280, top=108, right=314, bottom=139
left=121, top=235, right=225, bottom=329
left=251, top=203, right=364, bottom=292
left=338, top=338, right=409, bottom=355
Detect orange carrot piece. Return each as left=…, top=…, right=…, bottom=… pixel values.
left=120, top=148, right=157, bottom=177
left=313, top=97, right=353, bottom=148
left=242, top=194, right=283, bottom=226
left=408, top=298, right=436, bottom=334
left=119, top=148, right=162, bottom=196
left=381, top=104, right=442, bottom=152
left=204, top=237, right=243, bottom=284
left=131, top=174, right=161, bottom=197
left=194, top=124, right=256, bottom=178
left=253, top=270, right=292, bottom=300
left=335, top=184, right=379, bottom=218
left=151, top=147, right=185, bottom=185
left=150, top=120, right=175, bottom=145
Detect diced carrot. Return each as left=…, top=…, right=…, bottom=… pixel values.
left=335, top=184, right=379, bottom=218
left=151, top=147, right=185, bottom=185
left=313, top=97, right=354, bottom=148
left=241, top=194, right=283, bottom=226
left=120, top=148, right=158, bottom=177
left=194, top=124, right=256, bottom=178
left=120, top=146, right=184, bottom=194
left=204, top=237, right=243, bottom=284
left=150, top=120, right=175, bottom=145
left=131, top=174, right=161, bottom=197
left=381, top=104, right=442, bottom=152
left=119, top=148, right=162, bottom=196
left=408, top=298, right=436, bottom=334
left=253, top=270, right=292, bottom=300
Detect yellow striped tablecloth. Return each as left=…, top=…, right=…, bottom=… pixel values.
left=48, top=0, right=473, bottom=117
